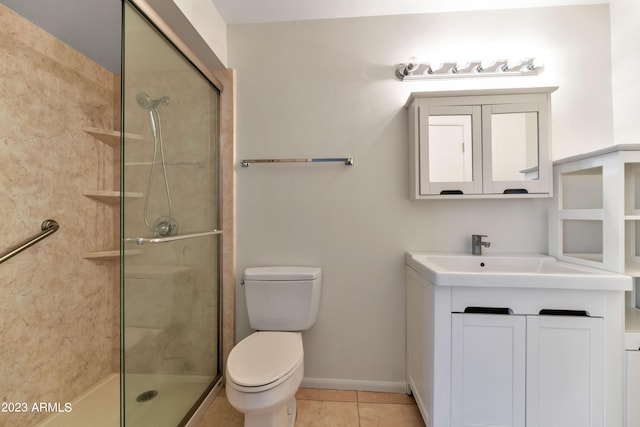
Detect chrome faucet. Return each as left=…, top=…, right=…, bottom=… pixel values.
left=472, top=234, right=491, bottom=255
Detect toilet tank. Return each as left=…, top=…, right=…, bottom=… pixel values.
left=244, top=266, right=322, bottom=331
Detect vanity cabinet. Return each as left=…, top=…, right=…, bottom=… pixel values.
left=451, top=312, right=603, bottom=427
left=406, top=88, right=557, bottom=199
left=406, top=265, right=624, bottom=427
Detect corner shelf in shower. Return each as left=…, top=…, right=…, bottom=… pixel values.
left=83, top=126, right=143, bottom=147
left=82, top=190, right=143, bottom=204
left=82, top=126, right=144, bottom=261
left=83, top=249, right=142, bottom=260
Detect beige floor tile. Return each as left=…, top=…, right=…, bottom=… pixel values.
left=297, top=388, right=358, bottom=402
left=358, top=402, right=425, bottom=427
left=357, top=390, right=416, bottom=405
left=295, top=400, right=360, bottom=427
left=196, top=396, right=243, bottom=427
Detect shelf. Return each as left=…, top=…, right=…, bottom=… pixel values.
left=82, top=190, right=143, bottom=204
left=83, top=249, right=142, bottom=260
left=558, top=209, right=604, bottom=220
left=83, top=126, right=142, bottom=148
left=626, top=307, right=640, bottom=334
left=561, top=166, right=603, bottom=210
left=562, top=253, right=604, bottom=263
left=625, top=259, right=640, bottom=277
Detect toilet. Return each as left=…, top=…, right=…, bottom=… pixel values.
left=226, top=266, right=322, bottom=427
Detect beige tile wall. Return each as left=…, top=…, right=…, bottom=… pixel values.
left=0, top=5, right=117, bottom=426
left=211, top=68, right=236, bottom=376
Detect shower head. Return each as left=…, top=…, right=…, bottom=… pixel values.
left=136, top=92, right=170, bottom=109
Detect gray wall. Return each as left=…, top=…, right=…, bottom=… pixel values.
left=230, top=5, right=612, bottom=390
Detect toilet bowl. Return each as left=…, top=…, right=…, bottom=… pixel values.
left=225, top=266, right=322, bottom=427
left=226, top=332, right=304, bottom=427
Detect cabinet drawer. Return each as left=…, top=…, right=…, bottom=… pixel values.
left=451, top=286, right=605, bottom=316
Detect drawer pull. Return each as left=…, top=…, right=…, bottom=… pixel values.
left=440, top=190, right=464, bottom=195
left=464, top=306, right=513, bottom=315
left=539, top=309, right=589, bottom=317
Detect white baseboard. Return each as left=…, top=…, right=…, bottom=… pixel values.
left=301, top=377, right=407, bottom=394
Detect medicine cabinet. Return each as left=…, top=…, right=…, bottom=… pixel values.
left=406, top=87, right=557, bottom=199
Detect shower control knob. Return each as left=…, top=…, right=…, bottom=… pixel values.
left=152, top=216, right=178, bottom=237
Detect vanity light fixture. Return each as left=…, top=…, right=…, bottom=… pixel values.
left=395, top=58, right=543, bottom=80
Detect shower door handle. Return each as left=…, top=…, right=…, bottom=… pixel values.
left=125, top=229, right=222, bottom=245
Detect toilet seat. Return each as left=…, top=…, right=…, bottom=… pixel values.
left=227, top=331, right=303, bottom=393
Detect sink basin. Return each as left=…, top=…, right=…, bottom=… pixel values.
left=406, top=252, right=632, bottom=290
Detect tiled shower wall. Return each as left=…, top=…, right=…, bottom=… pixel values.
left=0, top=5, right=117, bottom=426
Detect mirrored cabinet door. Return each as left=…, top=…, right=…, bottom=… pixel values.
left=482, top=102, right=551, bottom=195
left=418, top=105, right=482, bottom=195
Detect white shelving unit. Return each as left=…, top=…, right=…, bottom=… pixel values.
left=550, top=145, right=640, bottom=426
left=550, top=145, right=640, bottom=275
left=82, top=127, right=142, bottom=260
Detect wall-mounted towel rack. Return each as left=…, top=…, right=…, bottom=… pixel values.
left=0, top=219, right=59, bottom=264
left=241, top=157, right=354, bottom=167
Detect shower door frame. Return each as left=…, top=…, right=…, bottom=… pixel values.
left=121, top=1, right=235, bottom=425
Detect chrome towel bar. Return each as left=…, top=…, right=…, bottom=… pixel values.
left=241, top=157, right=354, bottom=167
left=125, top=229, right=222, bottom=245
left=0, top=219, right=59, bottom=264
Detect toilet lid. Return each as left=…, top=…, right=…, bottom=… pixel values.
left=227, top=332, right=303, bottom=387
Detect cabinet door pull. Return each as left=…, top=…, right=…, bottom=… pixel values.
left=463, top=306, right=513, bottom=315
left=539, top=309, right=590, bottom=317
left=503, top=188, right=529, bottom=194
left=440, top=190, right=464, bottom=195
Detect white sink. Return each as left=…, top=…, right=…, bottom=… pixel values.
left=406, top=252, right=632, bottom=290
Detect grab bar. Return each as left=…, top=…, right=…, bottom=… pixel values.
left=241, top=157, right=354, bottom=167
left=125, top=229, right=222, bottom=245
left=0, top=219, right=59, bottom=264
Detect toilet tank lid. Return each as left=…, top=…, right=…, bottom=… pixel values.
left=244, top=266, right=321, bottom=281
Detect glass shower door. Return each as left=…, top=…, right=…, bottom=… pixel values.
left=121, top=2, right=221, bottom=425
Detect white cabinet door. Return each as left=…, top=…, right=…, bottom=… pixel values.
left=526, top=315, right=604, bottom=427
left=451, top=313, right=526, bottom=427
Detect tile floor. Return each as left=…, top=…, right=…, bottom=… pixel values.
left=196, top=388, right=426, bottom=426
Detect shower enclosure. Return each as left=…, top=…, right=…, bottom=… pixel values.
left=121, top=2, right=222, bottom=425
left=0, top=0, right=225, bottom=426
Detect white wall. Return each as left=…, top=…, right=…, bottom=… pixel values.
left=172, top=0, right=228, bottom=65
left=229, top=5, right=612, bottom=390
left=144, top=0, right=228, bottom=68
left=610, top=0, right=640, bottom=144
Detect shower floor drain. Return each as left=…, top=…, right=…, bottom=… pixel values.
left=136, top=390, right=158, bottom=403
